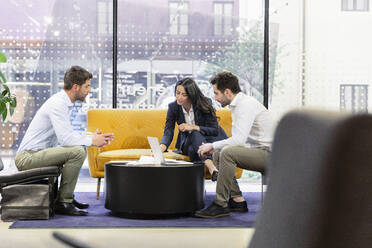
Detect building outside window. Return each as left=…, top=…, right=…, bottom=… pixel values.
left=214, top=2, right=233, bottom=35
left=341, top=0, right=369, bottom=11
left=98, top=1, right=113, bottom=35
left=340, top=84, right=368, bottom=113
left=169, top=1, right=189, bottom=35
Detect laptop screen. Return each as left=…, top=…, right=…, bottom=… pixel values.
left=147, top=136, right=166, bottom=164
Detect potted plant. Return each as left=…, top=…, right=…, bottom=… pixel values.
left=0, top=52, right=16, bottom=122
left=0, top=52, right=17, bottom=171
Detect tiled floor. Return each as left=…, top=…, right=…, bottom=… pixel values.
left=0, top=157, right=258, bottom=248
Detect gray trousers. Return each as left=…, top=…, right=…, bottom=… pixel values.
left=213, top=145, right=269, bottom=208
left=15, top=146, right=87, bottom=203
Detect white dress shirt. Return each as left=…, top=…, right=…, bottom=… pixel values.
left=17, top=90, right=92, bottom=153
left=182, top=105, right=195, bottom=126
left=213, top=92, right=274, bottom=151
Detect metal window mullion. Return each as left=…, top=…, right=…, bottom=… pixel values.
left=351, top=85, right=356, bottom=112
left=264, top=0, right=269, bottom=108
left=222, top=4, right=225, bottom=35
left=113, top=0, right=118, bottom=108
left=178, top=10, right=181, bottom=34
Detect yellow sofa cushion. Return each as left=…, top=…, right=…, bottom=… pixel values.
left=96, top=149, right=190, bottom=171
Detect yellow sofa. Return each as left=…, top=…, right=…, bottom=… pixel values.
left=87, top=109, right=242, bottom=199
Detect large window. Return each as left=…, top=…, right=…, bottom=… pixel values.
left=116, top=0, right=264, bottom=112
left=214, top=2, right=234, bottom=35
left=169, top=1, right=189, bottom=35
left=342, top=0, right=369, bottom=11
left=1, top=0, right=266, bottom=184
left=0, top=0, right=113, bottom=154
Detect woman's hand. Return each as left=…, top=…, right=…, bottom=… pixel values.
left=198, top=143, right=214, bottom=157
left=179, top=123, right=200, bottom=132
left=160, top=144, right=167, bottom=152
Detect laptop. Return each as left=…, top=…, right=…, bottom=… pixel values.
left=147, top=136, right=192, bottom=166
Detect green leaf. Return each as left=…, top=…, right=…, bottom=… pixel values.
left=1, top=90, right=7, bottom=97
left=9, top=106, right=14, bottom=116
left=0, top=101, right=5, bottom=113
left=10, top=97, right=17, bottom=107
left=2, top=83, right=10, bottom=95
left=1, top=109, right=7, bottom=122
left=0, top=53, right=6, bottom=63
left=0, top=71, right=6, bottom=84
left=0, top=101, right=6, bottom=121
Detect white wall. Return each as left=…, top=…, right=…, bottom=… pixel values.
left=270, top=0, right=372, bottom=120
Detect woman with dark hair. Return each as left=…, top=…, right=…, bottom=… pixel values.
left=160, top=77, right=227, bottom=181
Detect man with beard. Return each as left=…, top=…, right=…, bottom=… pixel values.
left=196, top=72, right=274, bottom=218
left=15, top=66, right=113, bottom=216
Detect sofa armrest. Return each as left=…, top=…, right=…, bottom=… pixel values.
left=87, top=146, right=101, bottom=178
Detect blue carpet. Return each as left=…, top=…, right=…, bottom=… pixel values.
left=10, top=192, right=260, bottom=228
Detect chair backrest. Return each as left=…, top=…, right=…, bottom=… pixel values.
left=249, top=110, right=372, bottom=248
left=0, top=158, right=4, bottom=171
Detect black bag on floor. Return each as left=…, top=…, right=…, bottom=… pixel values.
left=0, top=184, right=50, bottom=221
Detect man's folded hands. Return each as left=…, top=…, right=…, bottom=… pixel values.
left=92, top=129, right=114, bottom=147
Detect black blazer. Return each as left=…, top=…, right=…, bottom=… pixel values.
left=160, top=100, right=226, bottom=150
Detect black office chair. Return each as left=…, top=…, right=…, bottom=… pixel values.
left=0, top=166, right=61, bottom=220
left=53, top=232, right=94, bottom=248
left=236, top=166, right=266, bottom=204
left=249, top=110, right=372, bottom=248
left=0, top=158, right=4, bottom=172
left=260, top=173, right=266, bottom=204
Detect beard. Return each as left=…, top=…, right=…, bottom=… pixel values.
left=218, top=97, right=230, bottom=108
left=75, top=91, right=88, bottom=102
left=220, top=101, right=228, bottom=107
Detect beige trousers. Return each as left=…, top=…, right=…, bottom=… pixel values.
left=213, top=145, right=269, bottom=207
left=15, top=146, right=87, bottom=203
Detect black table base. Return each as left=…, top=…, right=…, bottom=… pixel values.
left=105, top=163, right=205, bottom=217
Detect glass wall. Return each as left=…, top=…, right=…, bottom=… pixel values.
left=1, top=0, right=269, bottom=181
left=0, top=0, right=269, bottom=181
left=0, top=0, right=113, bottom=155
left=116, top=0, right=266, bottom=110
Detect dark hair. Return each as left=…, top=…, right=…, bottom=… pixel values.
left=64, top=66, right=93, bottom=90
left=175, top=78, right=216, bottom=117
left=210, top=72, right=241, bottom=94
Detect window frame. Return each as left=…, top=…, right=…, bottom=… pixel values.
left=213, top=1, right=234, bottom=36
left=340, top=84, right=368, bottom=113
left=168, top=1, right=190, bottom=35
left=97, top=0, right=113, bottom=35
left=341, top=0, right=369, bottom=12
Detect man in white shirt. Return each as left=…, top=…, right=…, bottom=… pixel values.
left=15, top=66, right=114, bottom=216
left=195, top=72, right=274, bottom=218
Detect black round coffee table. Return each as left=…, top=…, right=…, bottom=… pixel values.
left=104, top=162, right=205, bottom=217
